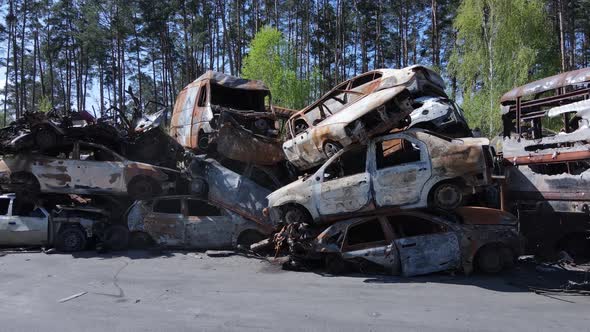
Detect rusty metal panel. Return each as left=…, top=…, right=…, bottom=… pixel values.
left=215, top=122, right=284, bottom=165
left=500, top=67, right=590, bottom=103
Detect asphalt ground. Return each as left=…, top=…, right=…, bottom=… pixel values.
left=0, top=250, right=588, bottom=332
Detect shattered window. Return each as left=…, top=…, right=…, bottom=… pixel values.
left=186, top=199, right=222, bottom=216
left=246, top=166, right=282, bottom=190
left=79, top=144, right=120, bottom=162
left=0, top=198, right=10, bottom=215
left=388, top=216, right=445, bottom=238
left=324, top=145, right=368, bottom=181
left=153, top=199, right=181, bottom=214
left=346, top=219, right=386, bottom=246
left=350, top=72, right=381, bottom=89
left=197, top=85, right=207, bottom=107
left=210, top=83, right=267, bottom=111
left=376, top=138, right=421, bottom=169
left=13, top=200, right=35, bottom=216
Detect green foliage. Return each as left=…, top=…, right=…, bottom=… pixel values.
left=241, top=26, right=316, bottom=109
left=448, top=0, right=554, bottom=137
left=37, top=95, right=52, bottom=113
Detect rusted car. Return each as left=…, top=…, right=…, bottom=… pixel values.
left=0, top=193, right=127, bottom=251
left=170, top=71, right=284, bottom=165
left=282, top=65, right=448, bottom=170
left=189, top=155, right=288, bottom=227
left=126, top=195, right=272, bottom=249
left=284, top=207, right=522, bottom=276
left=268, top=129, right=494, bottom=225
left=0, top=141, right=179, bottom=200
left=498, top=67, right=590, bottom=257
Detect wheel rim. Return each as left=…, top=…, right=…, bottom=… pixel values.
left=324, top=143, right=340, bottom=157
left=435, top=184, right=461, bottom=209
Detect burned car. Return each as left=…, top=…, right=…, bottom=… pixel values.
left=282, top=65, right=447, bottom=170
left=170, top=71, right=284, bottom=165
left=189, top=155, right=288, bottom=227
left=0, top=141, right=180, bottom=200
left=283, top=207, right=522, bottom=276
left=498, top=67, right=590, bottom=257
left=408, top=96, right=471, bottom=138
left=268, top=129, right=494, bottom=225
left=127, top=195, right=272, bottom=249
left=0, top=193, right=127, bottom=251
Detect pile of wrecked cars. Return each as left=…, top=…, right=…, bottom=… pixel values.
left=252, top=65, right=523, bottom=276
left=2, top=64, right=586, bottom=279
left=0, top=90, right=188, bottom=252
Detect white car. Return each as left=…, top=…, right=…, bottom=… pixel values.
left=0, top=193, right=125, bottom=251
left=268, top=129, right=494, bottom=225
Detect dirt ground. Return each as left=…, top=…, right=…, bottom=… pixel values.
left=0, top=250, right=588, bottom=331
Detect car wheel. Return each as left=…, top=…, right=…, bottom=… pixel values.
left=284, top=206, right=311, bottom=224
left=431, top=182, right=463, bottom=210
left=129, top=232, right=153, bottom=249
left=128, top=176, right=161, bottom=200
left=500, top=246, right=515, bottom=269
left=476, top=245, right=503, bottom=273
left=325, top=254, right=348, bottom=275
left=323, top=141, right=342, bottom=158
left=103, top=224, right=129, bottom=251
left=56, top=227, right=87, bottom=252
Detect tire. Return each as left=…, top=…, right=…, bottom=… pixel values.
left=127, top=176, right=161, bottom=200
left=430, top=182, right=463, bottom=210
left=476, top=245, right=504, bottom=274
left=323, top=141, right=342, bottom=159
left=325, top=254, right=348, bottom=275
left=103, top=224, right=129, bottom=251
left=500, top=247, right=515, bottom=269
left=56, top=227, right=87, bottom=252
left=284, top=206, right=311, bottom=224
left=129, top=231, right=153, bottom=249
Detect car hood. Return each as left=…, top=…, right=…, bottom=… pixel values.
left=267, top=176, right=309, bottom=205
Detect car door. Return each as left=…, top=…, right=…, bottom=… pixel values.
left=316, top=145, right=371, bottom=216
left=32, top=143, right=77, bottom=193
left=0, top=198, right=48, bottom=246
left=75, top=143, right=126, bottom=194
left=388, top=215, right=461, bottom=277
left=143, top=198, right=185, bottom=247
left=184, top=198, right=233, bottom=249
left=340, top=218, right=399, bottom=273
left=370, top=134, right=432, bottom=207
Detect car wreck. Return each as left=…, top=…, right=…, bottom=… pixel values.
left=276, top=207, right=522, bottom=276
left=0, top=91, right=184, bottom=169
left=282, top=65, right=449, bottom=171
left=170, top=71, right=284, bottom=165
left=268, top=129, right=494, bottom=225
left=127, top=195, right=272, bottom=249
left=0, top=141, right=181, bottom=200
left=0, top=193, right=128, bottom=251
left=498, top=67, right=590, bottom=257
left=408, top=96, right=471, bottom=138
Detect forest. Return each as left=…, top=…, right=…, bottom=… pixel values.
left=0, top=0, right=589, bottom=137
